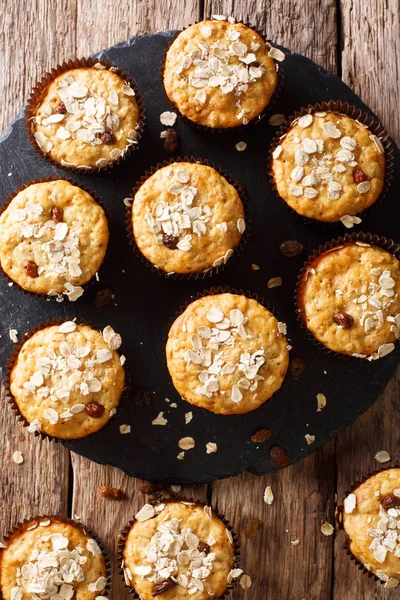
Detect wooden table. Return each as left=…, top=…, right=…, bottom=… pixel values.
left=1, top=1, right=399, bottom=598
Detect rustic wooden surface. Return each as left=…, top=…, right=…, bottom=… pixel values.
left=0, top=1, right=399, bottom=598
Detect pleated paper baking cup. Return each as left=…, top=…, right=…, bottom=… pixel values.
left=268, top=100, right=394, bottom=225
left=26, top=57, right=145, bottom=173
left=126, top=157, right=249, bottom=280
left=0, top=175, right=110, bottom=303
left=160, top=19, right=284, bottom=132
left=295, top=232, right=400, bottom=360
left=335, top=466, right=400, bottom=589
left=4, top=317, right=129, bottom=444
left=117, top=498, right=242, bottom=600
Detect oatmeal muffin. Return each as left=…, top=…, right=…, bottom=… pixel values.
left=132, top=162, right=245, bottom=274
left=341, top=468, right=400, bottom=588
left=298, top=241, right=400, bottom=358
left=271, top=111, right=386, bottom=222
left=29, top=62, right=141, bottom=169
left=0, top=179, right=108, bottom=301
left=163, top=18, right=280, bottom=128
left=9, top=321, right=125, bottom=439
left=166, top=293, right=289, bottom=414
left=0, top=516, right=108, bottom=600
left=121, top=501, right=237, bottom=599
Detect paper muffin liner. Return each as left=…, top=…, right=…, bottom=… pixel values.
left=160, top=19, right=284, bottom=133
left=0, top=175, right=110, bottom=302
left=0, top=514, right=112, bottom=599
left=3, top=317, right=130, bottom=445
left=268, top=100, right=394, bottom=225
left=335, top=466, right=400, bottom=588
left=295, top=232, right=400, bottom=360
left=126, top=157, right=250, bottom=280
left=117, top=498, right=241, bottom=599
left=26, top=56, right=145, bottom=173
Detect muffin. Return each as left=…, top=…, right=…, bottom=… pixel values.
left=166, top=292, right=289, bottom=414
left=121, top=501, right=238, bottom=599
left=9, top=321, right=125, bottom=439
left=341, top=468, right=400, bottom=587
left=0, top=179, right=108, bottom=301
left=271, top=110, right=386, bottom=222
left=28, top=62, right=141, bottom=170
left=132, top=162, right=245, bottom=275
left=297, top=241, right=400, bottom=358
left=0, top=516, right=108, bottom=599
left=163, top=18, right=280, bottom=128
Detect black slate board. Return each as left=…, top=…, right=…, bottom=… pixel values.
left=0, top=32, right=399, bottom=484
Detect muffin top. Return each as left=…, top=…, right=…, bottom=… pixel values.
left=132, top=162, right=245, bottom=274
left=0, top=517, right=107, bottom=600
left=166, top=293, right=289, bottom=414
left=32, top=65, right=140, bottom=169
left=272, top=111, right=385, bottom=222
left=342, top=468, right=400, bottom=586
left=122, top=501, right=236, bottom=600
left=0, top=180, right=108, bottom=301
left=299, top=242, right=400, bottom=358
left=163, top=18, right=279, bottom=128
left=10, top=322, right=125, bottom=439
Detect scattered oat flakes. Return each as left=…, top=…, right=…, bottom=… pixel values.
left=135, top=503, right=155, bottom=522
left=251, top=263, right=260, bottom=270
left=268, top=47, right=285, bottom=62
left=160, top=111, right=177, bottom=126
left=119, top=424, right=131, bottom=435
left=171, top=485, right=181, bottom=493
left=177, top=451, right=185, bottom=460
left=268, top=113, right=285, bottom=126
left=152, top=412, right=168, bottom=426
left=384, top=578, right=400, bottom=589
left=9, top=329, right=18, bottom=343
left=227, top=568, right=243, bottom=583
left=321, top=521, right=334, bottom=536
left=344, top=493, right=357, bottom=514
left=317, top=393, right=327, bottom=411
left=123, top=197, right=132, bottom=207
left=185, top=411, right=193, bottom=424
left=340, top=214, right=362, bottom=229
left=12, top=451, right=24, bottom=464
left=240, top=574, right=252, bottom=589
left=206, top=442, right=217, bottom=454
left=263, top=485, right=274, bottom=505
left=178, top=437, right=195, bottom=450
left=235, top=141, right=247, bottom=151
left=305, top=434, right=315, bottom=445
left=267, top=276, right=282, bottom=288
left=291, top=538, right=300, bottom=546
left=375, top=450, right=391, bottom=463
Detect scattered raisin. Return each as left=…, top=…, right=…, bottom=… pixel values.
left=138, top=482, right=160, bottom=495
left=50, top=206, right=63, bottom=223
left=270, top=445, right=290, bottom=467
left=85, top=402, right=105, bottom=418
left=99, top=132, right=116, bottom=144
left=353, top=167, right=369, bottom=185
left=24, top=260, right=39, bottom=278
left=198, top=542, right=210, bottom=554
left=99, top=486, right=123, bottom=500
left=333, top=312, right=354, bottom=329
left=381, top=494, right=400, bottom=510
left=56, top=102, right=67, bottom=114
left=152, top=578, right=176, bottom=596
left=133, top=389, right=151, bottom=407
left=162, top=234, right=179, bottom=249
left=244, top=517, right=262, bottom=539
left=164, top=128, right=178, bottom=153
left=149, top=490, right=171, bottom=505
left=279, top=240, right=304, bottom=258
left=94, top=288, right=113, bottom=308
left=250, top=429, right=272, bottom=443
left=289, top=357, right=306, bottom=377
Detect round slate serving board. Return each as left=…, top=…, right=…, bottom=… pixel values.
left=0, top=32, right=399, bottom=484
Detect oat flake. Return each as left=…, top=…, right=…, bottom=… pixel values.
left=375, top=450, right=391, bottom=463
left=12, top=451, right=24, bottom=464
left=263, top=485, right=274, bottom=505
left=321, top=521, right=334, bottom=536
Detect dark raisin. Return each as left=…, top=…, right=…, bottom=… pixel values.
left=94, top=288, right=113, bottom=308
left=198, top=541, right=210, bottom=554
left=289, top=357, right=306, bottom=377
left=99, top=486, right=123, bottom=500
left=85, top=402, right=105, bottom=418
left=244, top=517, right=262, bottom=539
left=50, top=206, right=63, bottom=223
left=353, top=167, right=369, bottom=184
left=138, top=482, right=159, bottom=495
left=56, top=102, right=67, bottom=114
left=164, top=128, right=178, bottom=154
left=99, top=132, right=116, bottom=144
left=149, top=490, right=171, bottom=505
left=270, top=445, right=290, bottom=467
left=24, top=260, right=39, bottom=278
left=279, top=240, right=304, bottom=258
left=162, top=234, right=179, bottom=249
left=333, top=312, right=354, bottom=329
left=381, top=494, right=400, bottom=510
left=152, top=578, right=176, bottom=596
left=250, top=429, right=272, bottom=443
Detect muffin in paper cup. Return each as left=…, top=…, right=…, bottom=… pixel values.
left=269, top=100, right=394, bottom=225
left=161, top=16, right=284, bottom=131
left=295, top=232, right=400, bottom=360
left=4, top=318, right=127, bottom=442
left=126, top=157, right=249, bottom=280
left=0, top=176, right=109, bottom=303
left=165, top=286, right=290, bottom=415
left=26, top=56, right=145, bottom=172
left=336, top=467, right=400, bottom=589
left=117, top=498, right=242, bottom=600
left=0, top=514, right=112, bottom=599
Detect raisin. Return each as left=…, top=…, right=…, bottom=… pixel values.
left=164, top=128, right=178, bottom=153
left=289, top=357, right=306, bottom=377
left=56, top=102, right=67, bottom=114
left=244, top=517, right=262, bottom=539
left=279, top=240, right=304, bottom=258
left=85, top=402, right=105, bottom=418
left=138, top=482, right=159, bottom=495
left=94, top=288, right=113, bottom=308
left=250, top=429, right=272, bottom=443
left=353, top=167, right=368, bottom=184
left=99, top=486, right=123, bottom=500
left=99, top=132, right=116, bottom=144
left=50, top=206, right=63, bottom=223
left=198, top=541, right=210, bottom=554
left=152, top=578, right=176, bottom=596
left=162, top=234, right=179, bottom=249
left=333, top=312, right=354, bottom=329
left=270, top=445, right=290, bottom=467
left=149, top=490, right=171, bottom=504
left=24, top=260, right=39, bottom=278
left=381, top=494, right=400, bottom=510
